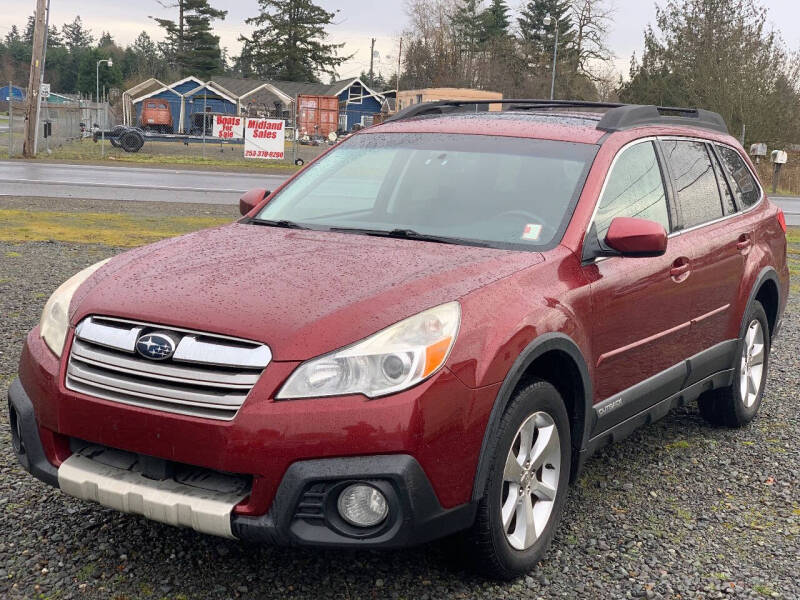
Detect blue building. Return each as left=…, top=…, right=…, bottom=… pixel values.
left=1, top=84, right=25, bottom=102
left=125, top=76, right=384, bottom=134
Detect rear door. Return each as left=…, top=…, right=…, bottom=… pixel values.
left=658, top=139, right=747, bottom=369
left=586, top=140, right=697, bottom=411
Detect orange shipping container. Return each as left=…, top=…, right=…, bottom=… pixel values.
left=297, top=94, right=339, bottom=139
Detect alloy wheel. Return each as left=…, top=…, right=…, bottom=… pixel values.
left=739, top=319, right=765, bottom=408
left=500, top=411, right=561, bottom=550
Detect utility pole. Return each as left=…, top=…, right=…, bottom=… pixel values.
left=368, top=38, right=376, bottom=87
left=396, top=37, right=402, bottom=95
left=33, top=0, right=51, bottom=155
left=23, top=0, right=47, bottom=158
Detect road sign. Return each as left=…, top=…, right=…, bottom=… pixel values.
left=40, top=83, right=50, bottom=98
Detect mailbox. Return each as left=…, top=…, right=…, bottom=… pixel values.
left=749, top=143, right=767, bottom=157
left=771, top=150, right=787, bottom=164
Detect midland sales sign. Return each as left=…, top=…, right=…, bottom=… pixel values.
left=244, top=118, right=285, bottom=160
left=212, top=115, right=243, bottom=139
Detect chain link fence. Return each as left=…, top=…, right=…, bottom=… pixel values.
left=3, top=81, right=110, bottom=158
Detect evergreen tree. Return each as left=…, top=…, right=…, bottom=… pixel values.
left=481, top=0, right=510, bottom=39
left=517, top=0, right=574, bottom=58
left=98, top=31, right=115, bottom=48
left=5, top=25, right=21, bottom=46
left=240, top=0, right=349, bottom=82
left=24, top=15, right=63, bottom=47
left=154, top=0, right=227, bottom=78
left=61, top=16, right=94, bottom=51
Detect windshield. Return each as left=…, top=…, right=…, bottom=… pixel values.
left=255, top=133, right=598, bottom=248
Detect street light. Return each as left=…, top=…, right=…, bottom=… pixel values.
left=543, top=14, right=558, bottom=100
left=96, top=58, right=113, bottom=104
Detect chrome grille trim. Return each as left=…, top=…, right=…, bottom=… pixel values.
left=66, top=316, right=271, bottom=420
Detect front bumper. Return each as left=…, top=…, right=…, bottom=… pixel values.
left=9, top=375, right=475, bottom=546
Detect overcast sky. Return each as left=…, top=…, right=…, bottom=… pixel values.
left=1, top=0, right=800, bottom=80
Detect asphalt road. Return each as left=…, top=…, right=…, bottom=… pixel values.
left=0, top=160, right=290, bottom=204
left=771, top=196, right=800, bottom=225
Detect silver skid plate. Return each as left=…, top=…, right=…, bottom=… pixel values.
left=58, top=454, right=247, bottom=538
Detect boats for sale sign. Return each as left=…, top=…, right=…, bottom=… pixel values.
left=212, top=115, right=243, bottom=139
left=244, top=118, right=285, bottom=160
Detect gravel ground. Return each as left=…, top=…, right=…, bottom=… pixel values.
left=1, top=204, right=798, bottom=599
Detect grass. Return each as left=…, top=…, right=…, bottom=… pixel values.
left=37, top=138, right=304, bottom=173
left=0, top=208, right=231, bottom=247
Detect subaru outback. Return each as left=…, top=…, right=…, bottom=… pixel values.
left=8, top=100, right=788, bottom=579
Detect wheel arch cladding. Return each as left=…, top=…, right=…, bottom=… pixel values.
left=471, top=333, right=593, bottom=501
left=754, top=275, right=779, bottom=337
left=746, top=267, right=780, bottom=337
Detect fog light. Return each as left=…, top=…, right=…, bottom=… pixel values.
left=337, top=483, right=388, bottom=527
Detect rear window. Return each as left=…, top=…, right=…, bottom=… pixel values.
left=256, top=133, right=598, bottom=249
left=661, top=140, right=723, bottom=229
left=717, top=145, right=761, bottom=208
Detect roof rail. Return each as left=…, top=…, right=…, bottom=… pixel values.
left=384, top=99, right=729, bottom=134
left=596, top=105, right=728, bottom=134
left=384, top=99, right=624, bottom=123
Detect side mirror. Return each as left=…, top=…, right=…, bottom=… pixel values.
left=239, top=188, right=271, bottom=216
left=604, top=217, right=667, bottom=257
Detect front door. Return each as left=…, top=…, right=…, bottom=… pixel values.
left=585, top=140, right=697, bottom=409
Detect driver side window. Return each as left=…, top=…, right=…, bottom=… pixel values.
left=595, top=141, right=671, bottom=240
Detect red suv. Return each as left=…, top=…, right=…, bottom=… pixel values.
left=8, top=101, right=789, bottom=579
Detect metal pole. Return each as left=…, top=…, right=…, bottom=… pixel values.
left=202, top=92, right=207, bottom=159
left=8, top=80, right=12, bottom=158
left=101, top=102, right=106, bottom=158
left=550, top=18, right=559, bottom=101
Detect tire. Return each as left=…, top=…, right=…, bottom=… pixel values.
left=120, top=131, right=144, bottom=153
left=698, top=300, right=770, bottom=427
left=465, top=379, right=571, bottom=579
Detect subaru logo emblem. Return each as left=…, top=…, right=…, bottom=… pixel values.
left=135, top=332, right=176, bottom=361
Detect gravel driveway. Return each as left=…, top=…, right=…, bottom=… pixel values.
left=1, top=200, right=798, bottom=600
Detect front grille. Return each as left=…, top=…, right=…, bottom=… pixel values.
left=66, top=316, right=271, bottom=420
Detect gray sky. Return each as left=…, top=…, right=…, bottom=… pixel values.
left=2, top=0, right=800, bottom=80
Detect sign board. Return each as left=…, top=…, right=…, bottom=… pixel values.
left=244, top=118, right=285, bottom=160
left=749, top=143, right=767, bottom=157
left=771, top=149, right=787, bottom=164
left=40, top=83, right=50, bottom=98
left=212, top=114, right=243, bottom=139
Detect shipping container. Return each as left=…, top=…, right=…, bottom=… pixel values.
left=296, top=94, right=339, bottom=139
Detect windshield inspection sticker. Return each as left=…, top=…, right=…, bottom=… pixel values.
left=521, top=223, right=542, bottom=241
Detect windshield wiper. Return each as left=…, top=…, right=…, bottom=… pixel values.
left=329, top=226, right=490, bottom=247
left=249, top=218, right=310, bottom=230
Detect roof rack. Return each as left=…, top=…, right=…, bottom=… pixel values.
left=384, top=99, right=729, bottom=134
left=596, top=105, right=728, bottom=134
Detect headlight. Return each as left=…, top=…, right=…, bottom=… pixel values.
left=40, top=259, right=110, bottom=356
left=277, top=302, right=460, bottom=399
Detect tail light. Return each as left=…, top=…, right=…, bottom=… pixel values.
left=777, top=208, right=787, bottom=233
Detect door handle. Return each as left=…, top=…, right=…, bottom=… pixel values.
left=736, top=234, right=752, bottom=252
left=670, top=257, right=691, bottom=280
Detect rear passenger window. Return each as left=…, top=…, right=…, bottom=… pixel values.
left=662, top=140, right=723, bottom=228
left=710, top=150, right=737, bottom=215
left=717, top=146, right=761, bottom=208
left=594, top=141, right=670, bottom=239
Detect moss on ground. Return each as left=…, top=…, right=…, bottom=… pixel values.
left=0, top=208, right=230, bottom=247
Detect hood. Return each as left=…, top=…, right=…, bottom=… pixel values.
left=72, top=223, right=543, bottom=360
